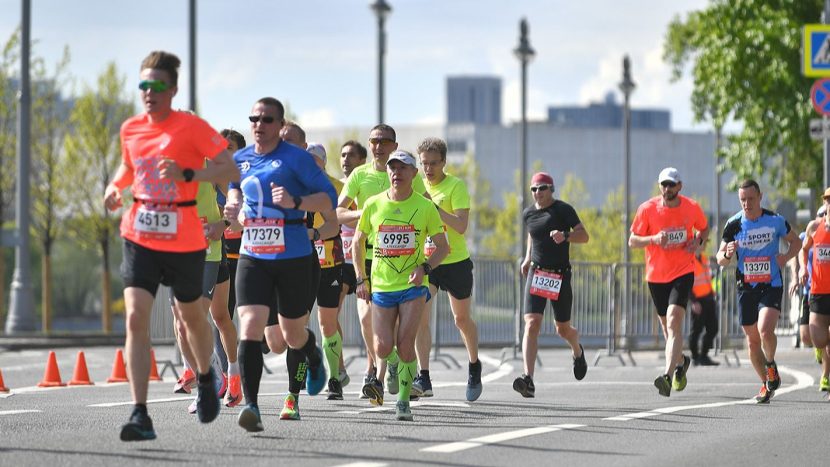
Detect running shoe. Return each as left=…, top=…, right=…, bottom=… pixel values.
left=573, top=344, right=588, bottom=381
left=305, top=346, right=326, bottom=396
left=217, top=372, right=228, bottom=399
left=815, top=347, right=823, bottom=365
left=359, top=369, right=376, bottom=399
left=673, top=354, right=691, bottom=391
left=819, top=376, right=829, bottom=392
left=224, top=374, right=242, bottom=407
left=412, top=373, right=433, bottom=398
left=173, top=368, right=196, bottom=394
left=119, top=408, right=157, bottom=442
left=327, top=378, right=343, bottom=401
left=339, top=368, right=350, bottom=388
left=512, top=374, right=535, bottom=398
left=280, top=393, right=301, bottom=420
left=696, top=355, right=720, bottom=366
left=654, top=374, right=671, bottom=397
left=362, top=376, right=384, bottom=406
left=386, top=361, right=399, bottom=395
left=238, top=404, right=264, bottom=432
left=754, top=384, right=773, bottom=404
left=195, top=369, right=221, bottom=423
left=187, top=398, right=197, bottom=414
left=395, top=400, right=413, bottom=421
left=765, top=361, right=781, bottom=391
left=466, top=360, right=483, bottom=402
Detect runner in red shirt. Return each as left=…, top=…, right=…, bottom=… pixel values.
left=630, top=167, right=709, bottom=397
left=104, top=51, right=239, bottom=441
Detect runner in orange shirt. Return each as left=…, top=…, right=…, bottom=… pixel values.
left=629, top=167, right=709, bottom=397
left=104, top=51, right=239, bottom=441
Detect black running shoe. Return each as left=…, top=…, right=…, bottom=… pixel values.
left=120, top=409, right=157, bottom=442
left=196, top=369, right=221, bottom=423
left=512, top=374, right=535, bottom=398
left=765, top=362, right=781, bottom=391
left=573, top=344, right=588, bottom=381
left=654, top=374, right=671, bottom=397
left=327, top=378, right=343, bottom=401
left=361, top=375, right=384, bottom=406
left=466, top=360, right=483, bottom=401
left=754, top=384, right=773, bottom=404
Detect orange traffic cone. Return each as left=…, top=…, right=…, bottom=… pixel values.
left=148, top=349, right=162, bottom=382
left=0, top=369, right=9, bottom=392
left=68, top=351, right=94, bottom=386
left=37, top=351, right=66, bottom=387
left=106, top=349, right=129, bottom=383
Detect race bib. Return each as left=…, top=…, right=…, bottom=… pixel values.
left=342, top=233, right=354, bottom=263
left=816, top=244, right=830, bottom=263
left=424, top=227, right=449, bottom=258
left=529, top=269, right=563, bottom=301
left=200, top=217, right=211, bottom=254
left=134, top=204, right=177, bottom=240
left=314, top=240, right=327, bottom=265
left=376, top=224, right=416, bottom=256
left=241, top=218, right=285, bottom=255
left=743, top=256, right=771, bottom=283
left=663, top=226, right=687, bottom=249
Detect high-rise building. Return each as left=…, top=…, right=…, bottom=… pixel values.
left=446, top=76, right=501, bottom=125
left=548, top=92, right=670, bottom=130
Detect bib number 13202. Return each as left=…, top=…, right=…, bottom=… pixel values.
left=529, top=269, right=562, bottom=300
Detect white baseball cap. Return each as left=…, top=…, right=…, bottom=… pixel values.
left=306, top=143, right=327, bottom=164
left=386, top=150, right=417, bottom=168
left=658, top=167, right=681, bottom=184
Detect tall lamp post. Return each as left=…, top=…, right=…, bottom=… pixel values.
left=370, top=0, right=392, bottom=124
left=619, top=55, right=635, bottom=348
left=514, top=18, right=535, bottom=259
left=7, top=0, right=35, bottom=333
left=188, top=0, right=197, bottom=112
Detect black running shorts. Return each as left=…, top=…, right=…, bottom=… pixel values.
left=120, top=239, right=205, bottom=303
left=317, top=265, right=345, bottom=308
left=429, top=258, right=474, bottom=300
left=524, top=266, right=574, bottom=323
left=737, top=285, right=782, bottom=326
left=236, top=254, right=313, bottom=320
left=647, top=272, right=694, bottom=317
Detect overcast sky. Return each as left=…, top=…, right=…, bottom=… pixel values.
left=0, top=0, right=714, bottom=134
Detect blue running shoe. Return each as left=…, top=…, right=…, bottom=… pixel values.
left=466, top=360, right=483, bottom=402
left=305, top=346, right=326, bottom=396
left=238, top=404, right=264, bottom=432
left=196, top=369, right=221, bottom=423
left=120, top=409, right=157, bottom=442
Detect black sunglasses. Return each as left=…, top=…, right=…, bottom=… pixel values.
left=369, top=137, right=395, bottom=145
left=661, top=181, right=678, bottom=188
left=248, top=115, right=276, bottom=124
left=530, top=185, right=551, bottom=193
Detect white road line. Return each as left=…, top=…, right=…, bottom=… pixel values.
left=604, top=365, right=814, bottom=421
left=339, top=400, right=470, bottom=414
left=0, top=410, right=42, bottom=416
left=331, top=463, right=388, bottom=467
left=88, top=396, right=193, bottom=408
left=425, top=353, right=513, bottom=389
left=422, top=423, right=585, bottom=453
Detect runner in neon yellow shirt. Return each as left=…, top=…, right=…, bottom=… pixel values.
left=337, top=124, right=429, bottom=397
left=353, top=150, right=448, bottom=421
left=412, top=137, right=482, bottom=402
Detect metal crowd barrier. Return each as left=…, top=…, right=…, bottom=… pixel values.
left=148, top=258, right=799, bottom=369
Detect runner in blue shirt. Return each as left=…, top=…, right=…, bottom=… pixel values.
left=717, top=179, right=800, bottom=403
left=224, top=97, right=337, bottom=432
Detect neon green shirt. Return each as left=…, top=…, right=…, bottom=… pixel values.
left=357, top=190, right=443, bottom=292
left=196, top=181, right=222, bottom=262
left=424, top=173, right=471, bottom=264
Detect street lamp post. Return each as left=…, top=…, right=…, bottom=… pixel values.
left=7, top=0, right=36, bottom=333
left=514, top=18, right=535, bottom=259
left=619, top=55, right=635, bottom=349
left=370, top=0, right=392, bottom=124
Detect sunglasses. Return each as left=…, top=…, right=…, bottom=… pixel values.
left=661, top=181, right=678, bottom=188
left=530, top=185, right=551, bottom=193
left=138, top=80, right=170, bottom=93
left=248, top=115, right=276, bottom=124
left=369, top=137, right=395, bottom=145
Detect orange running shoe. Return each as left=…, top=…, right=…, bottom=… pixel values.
left=173, top=368, right=196, bottom=394
left=224, top=374, right=242, bottom=407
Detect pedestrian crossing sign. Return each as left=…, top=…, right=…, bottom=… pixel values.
left=804, top=24, right=830, bottom=77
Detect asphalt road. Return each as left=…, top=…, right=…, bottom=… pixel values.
left=0, top=345, right=827, bottom=466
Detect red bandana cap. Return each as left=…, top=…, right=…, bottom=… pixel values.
left=531, top=172, right=554, bottom=187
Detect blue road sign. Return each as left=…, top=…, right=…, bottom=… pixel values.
left=803, top=25, right=830, bottom=77
left=811, top=79, right=830, bottom=116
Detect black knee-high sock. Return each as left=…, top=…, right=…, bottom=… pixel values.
left=239, top=339, right=263, bottom=406
left=300, top=329, right=321, bottom=367
left=286, top=348, right=306, bottom=395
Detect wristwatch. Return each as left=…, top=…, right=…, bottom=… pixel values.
left=355, top=277, right=366, bottom=287
left=182, top=168, right=195, bottom=182
left=421, top=262, right=433, bottom=275
left=563, top=231, right=570, bottom=241
left=292, top=195, right=302, bottom=209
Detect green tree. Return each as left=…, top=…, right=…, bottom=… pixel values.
left=664, top=0, right=822, bottom=195
left=0, top=29, right=20, bottom=327
left=30, top=46, right=71, bottom=333
left=63, top=63, right=133, bottom=333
